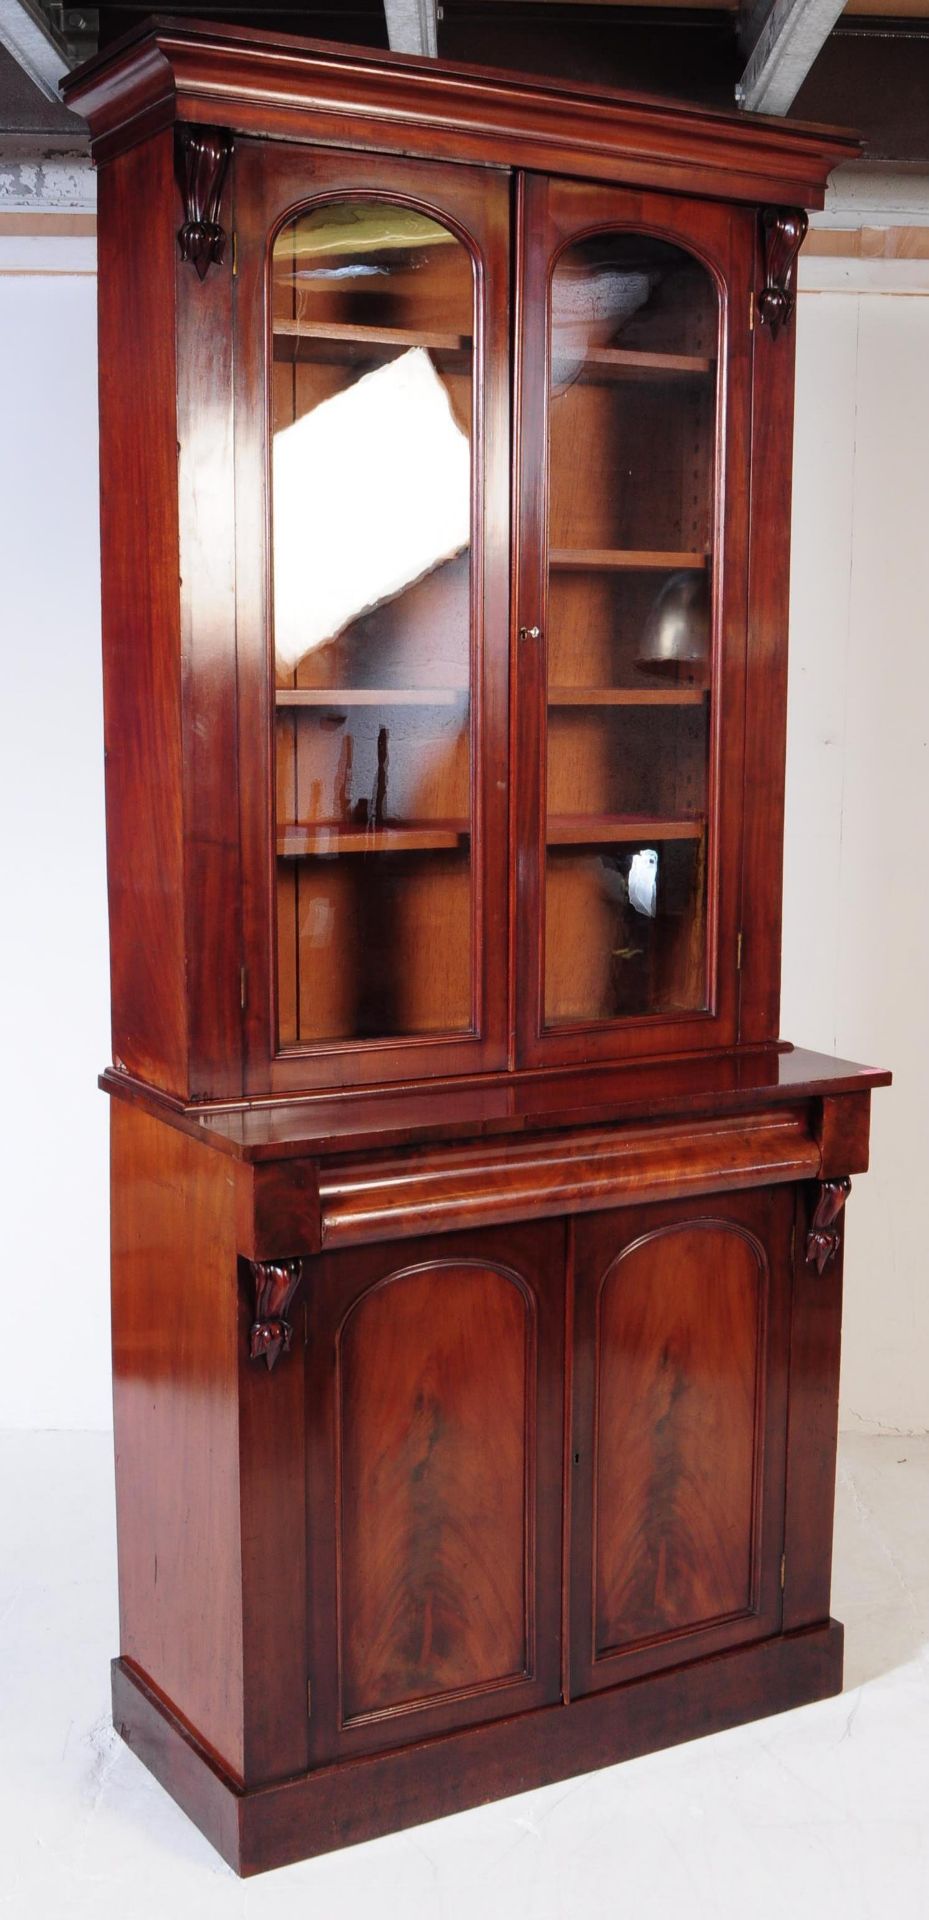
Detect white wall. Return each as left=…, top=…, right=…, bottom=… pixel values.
left=784, top=252, right=929, bottom=1435
left=0, top=230, right=110, bottom=1429
left=0, top=228, right=926, bottom=1433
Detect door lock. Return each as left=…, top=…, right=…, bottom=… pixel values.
left=519, top=625, right=542, bottom=641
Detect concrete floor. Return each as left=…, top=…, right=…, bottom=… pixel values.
left=1, top=1430, right=927, bottom=1918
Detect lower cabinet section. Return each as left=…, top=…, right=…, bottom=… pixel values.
left=302, top=1188, right=792, bottom=1761
left=109, top=1099, right=856, bottom=1873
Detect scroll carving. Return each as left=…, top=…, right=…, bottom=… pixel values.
left=758, top=207, right=808, bottom=340
left=175, top=125, right=233, bottom=280
left=805, top=1177, right=851, bottom=1274
left=248, top=1259, right=303, bottom=1371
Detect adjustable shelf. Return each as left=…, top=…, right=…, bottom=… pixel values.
left=576, top=346, right=714, bottom=383
left=272, top=319, right=471, bottom=368
left=548, top=688, right=707, bottom=707
left=278, top=821, right=470, bottom=856
left=547, top=814, right=704, bottom=845
left=275, top=687, right=466, bottom=707
left=550, top=548, right=709, bottom=572
left=273, top=318, right=470, bottom=350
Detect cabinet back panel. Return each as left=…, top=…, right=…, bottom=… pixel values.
left=549, top=380, right=713, bottom=555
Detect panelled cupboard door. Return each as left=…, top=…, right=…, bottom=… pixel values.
left=233, top=142, right=511, bottom=1094
left=570, top=1188, right=793, bottom=1695
left=514, top=176, right=753, bottom=1067
left=305, top=1221, right=565, bottom=1762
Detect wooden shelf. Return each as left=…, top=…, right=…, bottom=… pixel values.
left=550, top=548, right=708, bottom=573
left=272, top=318, right=470, bottom=354
left=278, top=821, right=469, bottom=857
left=276, top=687, right=466, bottom=708
left=547, top=814, right=704, bottom=845
left=577, top=346, right=714, bottom=383
left=548, top=687, right=707, bottom=707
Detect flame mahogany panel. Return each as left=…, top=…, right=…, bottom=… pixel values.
left=571, top=1186, right=792, bottom=1694
left=305, top=1221, right=565, bottom=1761
left=339, top=1263, right=531, bottom=1719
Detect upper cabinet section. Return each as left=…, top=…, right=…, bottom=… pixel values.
left=65, top=24, right=859, bottom=1107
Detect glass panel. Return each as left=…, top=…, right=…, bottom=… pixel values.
left=544, top=232, right=718, bottom=1026
left=270, top=201, right=475, bottom=1046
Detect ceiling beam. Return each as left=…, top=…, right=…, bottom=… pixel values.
left=0, top=0, right=71, bottom=104
left=737, top=0, right=844, bottom=116
left=383, top=0, right=439, bottom=59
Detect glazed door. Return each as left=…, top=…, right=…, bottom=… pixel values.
left=514, top=176, right=753, bottom=1067
left=569, top=1187, right=792, bottom=1696
left=234, top=143, right=511, bottom=1093
left=304, top=1220, right=565, bottom=1762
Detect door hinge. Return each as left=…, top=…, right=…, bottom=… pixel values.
left=749, top=288, right=755, bottom=332
left=231, top=229, right=238, bottom=277
left=240, top=965, right=247, bottom=1012
left=780, top=1552, right=786, bottom=1592
left=307, top=1679, right=312, bottom=1717
left=736, top=930, right=743, bottom=971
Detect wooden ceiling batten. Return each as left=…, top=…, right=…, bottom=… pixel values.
left=383, top=0, right=438, bottom=55
left=737, top=0, right=846, bottom=114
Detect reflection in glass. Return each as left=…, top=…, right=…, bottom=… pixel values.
left=271, top=201, right=474, bottom=1046
left=544, top=232, right=719, bottom=1026
left=273, top=347, right=470, bottom=666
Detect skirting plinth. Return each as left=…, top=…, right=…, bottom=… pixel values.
left=112, top=1620, right=844, bottom=1877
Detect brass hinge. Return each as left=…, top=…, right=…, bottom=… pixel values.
left=749, top=288, right=755, bottom=332
left=307, top=1679, right=312, bottom=1717
left=780, top=1552, right=786, bottom=1591
left=736, top=930, right=743, bottom=971
left=231, top=230, right=238, bottom=277
left=240, top=965, right=247, bottom=1012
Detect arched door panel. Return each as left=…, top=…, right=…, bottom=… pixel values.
left=570, top=1186, right=793, bottom=1695
left=306, top=1220, right=565, bottom=1761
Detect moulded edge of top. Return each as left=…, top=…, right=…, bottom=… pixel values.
left=61, top=15, right=862, bottom=207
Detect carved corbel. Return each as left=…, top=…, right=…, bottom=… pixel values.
left=805, top=1177, right=851, bottom=1274
left=175, top=125, right=233, bottom=280
left=758, top=207, right=808, bottom=340
left=248, top=1259, right=304, bottom=1371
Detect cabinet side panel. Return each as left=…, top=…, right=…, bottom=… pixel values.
left=176, top=165, right=243, bottom=1101
left=782, top=1205, right=844, bottom=1628
left=739, top=268, right=798, bottom=1042
left=111, top=1103, right=245, bottom=1777
left=97, top=135, right=187, bottom=1096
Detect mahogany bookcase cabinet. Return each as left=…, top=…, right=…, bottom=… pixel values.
left=65, top=19, right=889, bottom=1877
